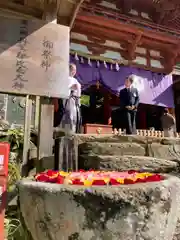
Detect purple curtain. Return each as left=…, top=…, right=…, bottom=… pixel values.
left=70, top=56, right=100, bottom=88
left=70, top=55, right=174, bottom=108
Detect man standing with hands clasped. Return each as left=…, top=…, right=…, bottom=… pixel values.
left=119, top=75, right=140, bottom=135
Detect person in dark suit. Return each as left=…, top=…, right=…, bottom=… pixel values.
left=119, top=76, right=140, bottom=134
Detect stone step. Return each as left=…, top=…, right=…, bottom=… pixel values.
left=79, top=154, right=178, bottom=173
left=76, top=134, right=180, bottom=145
left=79, top=142, right=146, bottom=156
left=148, top=143, right=180, bottom=162
left=78, top=140, right=180, bottom=162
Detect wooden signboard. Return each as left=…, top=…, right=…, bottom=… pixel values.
left=0, top=16, right=70, bottom=98
left=84, top=124, right=113, bottom=134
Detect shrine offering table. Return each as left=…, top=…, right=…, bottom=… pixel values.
left=83, top=124, right=112, bottom=134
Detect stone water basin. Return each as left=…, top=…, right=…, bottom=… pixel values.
left=18, top=176, right=180, bottom=240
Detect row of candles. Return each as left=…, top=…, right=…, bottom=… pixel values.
left=111, top=129, right=180, bottom=137
left=93, top=127, right=179, bottom=137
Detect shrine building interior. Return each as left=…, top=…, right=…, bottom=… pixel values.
left=80, top=84, right=175, bottom=131
left=4, top=0, right=179, bottom=131
left=70, top=0, right=180, bottom=131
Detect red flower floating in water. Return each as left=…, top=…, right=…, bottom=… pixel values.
left=35, top=170, right=164, bottom=186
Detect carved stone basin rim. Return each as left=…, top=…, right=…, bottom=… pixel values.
left=18, top=174, right=169, bottom=192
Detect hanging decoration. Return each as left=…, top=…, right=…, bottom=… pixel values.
left=96, top=80, right=100, bottom=89
left=19, top=98, right=26, bottom=108
left=88, top=57, right=92, bottom=66
left=80, top=56, right=84, bottom=63
left=97, top=60, right=100, bottom=67
left=75, top=52, right=79, bottom=61
left=71, top=52, right=129, bottom=71
left=115, top=62, right=120, bottom=71
left=69, top=52, right=175, bottom=108
left=104, top=61, right=107, bottom=68
left=12, top=97, right=17, bottom=103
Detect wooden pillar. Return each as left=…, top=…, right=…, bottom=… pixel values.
left=89, top=88, right=97, bottom=123
left=34, top=96, right=40, bottom=129
left=103, top=93, right=111, bottom=125
left=168, top=107, right=175, bottom=116
left=139, top=104, right=147, bottom=129
left=37, top=98, right=54, bottom=172
left=3, top=94, right=8, bottom=121
left=36, top=7, right=57, bottom=172
left=21, top=95, right=33, bottom=176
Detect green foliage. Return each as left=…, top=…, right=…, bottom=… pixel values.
left=7, top=129, right=24, bottom=163
left=7, top=162, right=21, bottom=192
left=0, top=128, right=24, bottom=191
left=3, top=128, right=26, bottom=239
left=3, top=127, right=35, bottom=239
left=4, top=162, right=30, bottom=239
left=7, top=128, right=24, bottom=151
left=0, top=128, right=24, bottom=164
left=81, top=95, right=90, bottom=106
left=4, top=209, right=32, bottom=240
left=5, top=161, right=22, bottom=239
left=4, top=217, right=21, bottom=240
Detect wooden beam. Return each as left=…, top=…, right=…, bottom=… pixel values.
left=70, top=0, right=85, bottom=29
left=87, top=35, right=106, bottom=44
left=140, top=38, right=174, bottom=51
left=0, top=8, right=36, bottom=20
left=73, top=21, right=179, bottom=56
left=130, top=62, right=166, bottom=74
left=0, top=1, right=43, bottom=18
left=121, top=0, right=132, bottom=14
left=76, top=15, right=180, bottom=44
left=82, top=2, right=180, bottom=36
left=128, top=32, right=142, bottom=60
left=23, top=0, right=29, bottom=5
left=70, top=50, right=166, bottom=73
left=146, top=49, right=151, bottom=68
left=57, top=16, right=70, bottom=26
left=162, top=43, right=180, bottom=73
left=42, top=0, right=57, bottom=21
left=71, top=37, right=128, bottom=57
left=73, top=22, right=135, bottom=42
left=90, top=0, right=102, bottom=4
left=71, top=37, right=165, bottom=62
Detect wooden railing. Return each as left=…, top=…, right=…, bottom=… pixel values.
left=82, top=3, right=180, bottom=38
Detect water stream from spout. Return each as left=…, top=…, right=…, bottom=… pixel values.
left=59, top=135, right=78, bottom=172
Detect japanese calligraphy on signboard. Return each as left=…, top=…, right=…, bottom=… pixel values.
left=0, top=17, right=70, bottom=98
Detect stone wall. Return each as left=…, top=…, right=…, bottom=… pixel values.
left=73, top=134, right=180, bottom=171
left=28, top=134, right=180, bottom=173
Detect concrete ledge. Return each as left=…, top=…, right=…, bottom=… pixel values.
left=79, top=155, right=179, bottom=173
left=72, top=134, right=180, bottom=145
